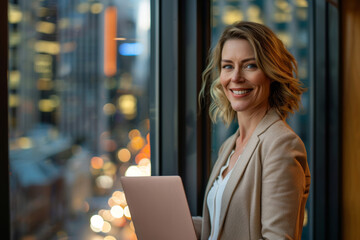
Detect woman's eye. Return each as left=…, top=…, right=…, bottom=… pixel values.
left=222, top=65, right=233, bottom=69
left=244, top=63, right=257, bottom=70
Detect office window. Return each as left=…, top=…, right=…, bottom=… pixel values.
left=8, top=0, right=151, bottom=239
left=210, top=0, right=311, bottom=239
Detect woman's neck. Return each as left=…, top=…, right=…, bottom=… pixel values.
left=236, top=105, right=269, bottom=142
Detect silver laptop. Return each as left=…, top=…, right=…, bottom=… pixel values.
left=120, top=176, right=197, bottom=240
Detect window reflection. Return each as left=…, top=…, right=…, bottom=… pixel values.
left=9, top=0, right=150, bottom=239
left=210, top=0, right=311, bottom=239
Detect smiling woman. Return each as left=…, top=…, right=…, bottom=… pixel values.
left=196, top=21, right=310, bottom=240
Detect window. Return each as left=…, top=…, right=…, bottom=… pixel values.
left=8, top=0, right=151, bottom=239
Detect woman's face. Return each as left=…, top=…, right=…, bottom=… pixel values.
left=220, top=39, right=270, bottom=115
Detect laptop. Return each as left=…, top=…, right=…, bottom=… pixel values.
left=120, top=176, right=197, bottom=240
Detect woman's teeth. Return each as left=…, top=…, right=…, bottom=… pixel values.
left=232, top=89, right=251, bottom=95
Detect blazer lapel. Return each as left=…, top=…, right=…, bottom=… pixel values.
left=217, top=109, right=281, bottom=234
left=201, top=132, right=238, bottom=239
left=204, top=132, right=238, bottom=198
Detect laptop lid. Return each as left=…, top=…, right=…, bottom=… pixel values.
left=120, top=176, right=197, bottom=240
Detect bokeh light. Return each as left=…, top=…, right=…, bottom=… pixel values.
left=90, top=215, right=104, bottom=230
left=102, top=221, right=112, bottom=233
left=103, top=162, right=117, bottom=175
left=38, top=99, right=57, bottom=112
left=112, top=191, right=127, bottom=207
left=110, top=205, right=124, bottom=218
left=101, top=210, right=115, bottom=222
left=135, top=152, right=148, bottom=164
left=112, top=216, right=127, bottom=227
left=90, top=224, right=102, bottom=233
left=108, top=197, right=117, bottom=208
left=128, top=129, right=141, bottom=140
left=118, top=148, right=131, bottom=162
left=96, top=175, right=114, bottom=189
left=125, top=165, right=150, bottom=176
left=18, top=137, right=33, bottom=149
left=91, top=156, right=104, bottom=169
left=138, top=158, right=150, bottom=167
left=222, top=7, right=243, bottom=25
left=104, top=236, right=117, bottom=240
left=124, top=206, right=131, bottom=220
left=118, top=94, right=137, bottom=119
left=36, top=21, right=56, bottom=34
left=103, top=103, right=117, bottom=115
left=8, top=5, right=23, bottom=24
left=125, top=166, right=141, bottom=176
left=91, top=3, right=103, bottom=14
left=130, top=136, right=145, bottom=151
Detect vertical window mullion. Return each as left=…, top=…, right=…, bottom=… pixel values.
left=1, top=1, right=10, bottom=239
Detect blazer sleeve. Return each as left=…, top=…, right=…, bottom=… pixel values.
left=260, top=131, right=310, bottom=240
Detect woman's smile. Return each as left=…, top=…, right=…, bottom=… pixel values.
left=230, top=88, right=253, bottom=97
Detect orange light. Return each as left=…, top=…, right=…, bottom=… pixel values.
left=135, top=152, right=148, bottom=164
left=118, top=148, right=131, bottom=162
left=91, top=157, right=104, bottom=169
left=113, top=191, right=127, bottom=207
left=128, top=129, right=141, bottom=140
left=140, top=141, right=151, bottom=157
left=134, top=133, right=151, bottom=163
left=130, top=136, right=145, bottom=151
left=112, top=216, right=127, bottom=227
left=146, top=133, right=150, bottom=143
left=102, top=210, right=115, bottom=222
left=104, top=7, right=117, bottom=76
left=108, top=197, right=117, bottom=208
left=140, top=133, right=151, bottom=155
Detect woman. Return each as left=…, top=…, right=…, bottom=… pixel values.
left=194, top=21, right=311, bottom=240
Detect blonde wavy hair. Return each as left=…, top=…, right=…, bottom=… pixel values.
left=199, top=21, right=305, bottom=125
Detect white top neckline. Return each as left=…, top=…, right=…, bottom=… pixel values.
left=207, top=150, right=238, bottom=240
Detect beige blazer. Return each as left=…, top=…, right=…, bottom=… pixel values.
left=194, top=109, right=311, bottom=240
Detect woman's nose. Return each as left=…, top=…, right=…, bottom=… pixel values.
left=231, top=68, right=245, bottom=82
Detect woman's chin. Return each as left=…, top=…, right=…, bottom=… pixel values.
left=231, top=104, right=248, bottom=113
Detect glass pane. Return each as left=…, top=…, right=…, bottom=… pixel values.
left=8, top=0, right=151, bottom=239
left=210, top=0, right=311, bottom=239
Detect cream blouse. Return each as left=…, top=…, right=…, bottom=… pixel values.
left=206, top=150, right=237, bottom=240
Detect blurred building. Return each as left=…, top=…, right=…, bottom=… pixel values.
left=8, top=0, right=150, bottom=239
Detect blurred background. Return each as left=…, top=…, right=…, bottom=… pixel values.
left=8, top=0, right=151, bottom=239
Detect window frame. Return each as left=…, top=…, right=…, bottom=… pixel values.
left=311, top=0, right=341, bottom=239
left=1, top=0, right=10, bottom=239
left=150, top=0, right=212, bottom=215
